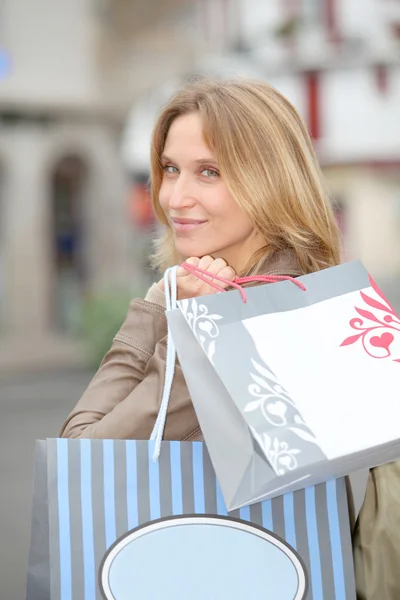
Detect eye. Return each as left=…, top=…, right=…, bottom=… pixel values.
left=201, top=168, right=219, bottom=178
left=162, top=165, right=179, bottom=174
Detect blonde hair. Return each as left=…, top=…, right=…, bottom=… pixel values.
left=150, top=78, right=341, bottom=275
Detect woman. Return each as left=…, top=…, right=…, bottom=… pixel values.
left=67, top=75, right=388, bottom=587
left=60, top=78, right=340, bottom=443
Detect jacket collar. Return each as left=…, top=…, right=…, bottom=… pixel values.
left=252, top=249, right=303, bottom=278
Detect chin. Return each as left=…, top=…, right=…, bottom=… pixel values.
left=175, top=239, right=221, bottom=260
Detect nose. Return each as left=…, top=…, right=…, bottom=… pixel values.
left=168, top=172, right=196, bottom=211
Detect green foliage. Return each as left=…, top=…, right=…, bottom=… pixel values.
left=78, top=287, right=139, bottom=369
left=275, top=17, right=301, bottom=38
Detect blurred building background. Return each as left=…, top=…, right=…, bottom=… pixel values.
left=0, top=0, right=399, bottom=372
left=0, top=0, right=202, bottom=370
left=0, top=2, right=399, bottom=599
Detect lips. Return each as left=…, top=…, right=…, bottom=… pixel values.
left=171, top=218, right=207, bottom=232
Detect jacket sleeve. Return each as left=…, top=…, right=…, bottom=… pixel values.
left=353, top=461, right=400, bottom=600
left=60, top=286, right=200, bottom=441
left=60, top=285, right=166, bottom=439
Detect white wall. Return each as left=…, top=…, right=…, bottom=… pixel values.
left=238, top=0, right=281, bottom=40
left=336, top=0, right=400, bottom=51
left=0, top=0, right=102, bottom=109
left=267, top=74, right=308, bottom=123
left=325, top=167, right=400, bottom=277
left=322, top=67, right=400, bottom=162
left=269, top=66, right=400, bottom=165
left=336, top=0, right=377, bottom=41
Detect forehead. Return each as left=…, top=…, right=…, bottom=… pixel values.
left=163, top=113, right=213, bottom=157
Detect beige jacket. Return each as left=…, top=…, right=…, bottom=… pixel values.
left=60, top=250, right=302, bottom=441
left=60, top=281, right=203, bottom=441
left=353, top=461, right=400, bottom=600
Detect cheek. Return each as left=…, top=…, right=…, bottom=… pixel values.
left=216, top=194, right=250, bottom=224
left=220, top=200, right=255, bottom=235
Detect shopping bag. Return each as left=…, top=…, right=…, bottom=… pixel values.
left=26, top=439, right=356, bottom=599
left=166, top=260, right=400, bottom=509
left=26, top=440, right=51, bottom=600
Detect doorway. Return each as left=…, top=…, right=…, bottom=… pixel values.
left=51, top=154, right=87, bottom=332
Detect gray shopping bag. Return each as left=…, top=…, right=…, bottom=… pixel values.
left=26, top=441, right=50, bottom=600
left=26, top=438, right=356, bottom=599
left=167, top=260, right=400, bottom=510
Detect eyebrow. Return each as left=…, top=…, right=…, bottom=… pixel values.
left=160, top=154, right=219, bottom=166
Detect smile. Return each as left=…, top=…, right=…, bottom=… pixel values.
left=171, top=218, right=208, bottom=232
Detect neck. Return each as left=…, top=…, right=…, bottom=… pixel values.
left=212, top=234, right=266, bottom=275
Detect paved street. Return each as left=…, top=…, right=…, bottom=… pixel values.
left=0, top=369, right=93, bottom=600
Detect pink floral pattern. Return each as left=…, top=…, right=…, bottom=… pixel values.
left=341, top=275, right=400, bottom=362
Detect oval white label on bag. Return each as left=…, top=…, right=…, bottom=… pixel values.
left=100, top=515, right=307, bottom=599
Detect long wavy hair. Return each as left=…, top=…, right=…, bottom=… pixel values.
left=149, top=78, right=341, bottom=275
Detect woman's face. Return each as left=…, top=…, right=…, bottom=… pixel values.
left=159, top=112, right=264, bottom=272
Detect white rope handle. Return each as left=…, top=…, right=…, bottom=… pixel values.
left=150, top=266, right=179, bottom=460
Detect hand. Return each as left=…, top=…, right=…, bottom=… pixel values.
left=158, top=256, right=236, bottom=300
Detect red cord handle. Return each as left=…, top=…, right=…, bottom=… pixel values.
left=180, top=262, right=306, bottom=303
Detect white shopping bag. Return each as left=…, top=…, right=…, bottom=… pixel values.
left=165, top=261, right=400, bottom=510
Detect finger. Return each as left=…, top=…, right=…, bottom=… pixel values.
left=177, top=256, right=200, bottom=278
left=218, top=266, right=236, bottom=283
left=207, top=266, right=236, bottom=290
left=205, top=257, right=228, bottom=276
left=185, top=255, right=213, bottom=286
left=198, top=255, right=214, bottom=271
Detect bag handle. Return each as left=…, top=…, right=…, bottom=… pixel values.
left=180, top=262, right=306, bottom=302
left=150, top=265, right=179, bottom=460
left=150, top=263, right=306, bottom=460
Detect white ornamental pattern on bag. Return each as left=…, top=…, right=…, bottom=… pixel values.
left=245, top=359, right=319, bottom=475
left=179, top=298, right=222, bottom=364
left=180, top=298, right=321, bottom=475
